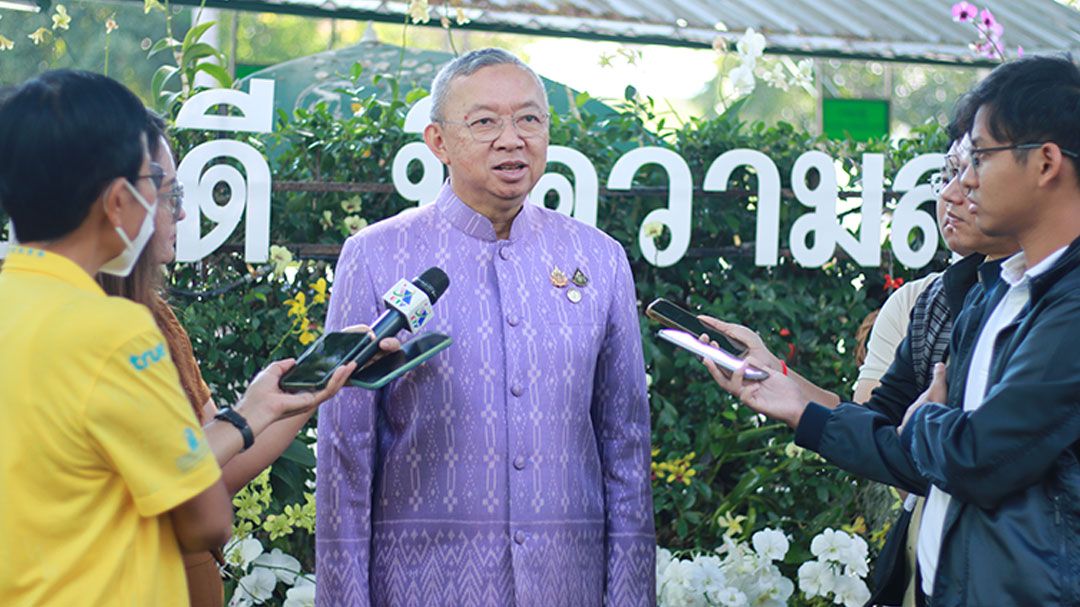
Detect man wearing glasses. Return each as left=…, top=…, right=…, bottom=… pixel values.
left=708, top=55, right=1080, bottom=606
left=317, top=48, right=654, bottom=606
left=700, top=122, right=1019, bottom=607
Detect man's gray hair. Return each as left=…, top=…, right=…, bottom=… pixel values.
left=429, top=48, right=546, bottom=122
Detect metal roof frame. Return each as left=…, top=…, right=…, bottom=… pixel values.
left=109, top=0, right=1080, bottom=66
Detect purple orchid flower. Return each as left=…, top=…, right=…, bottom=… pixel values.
left=952, top=1, right=978, bottom=22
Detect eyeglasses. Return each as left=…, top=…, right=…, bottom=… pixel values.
left=968, top=142, right=1080, bottom=169
left=929, top=154, right=964, bottom=197
left=160, top=183, right=184, bottom=222
left=134, top=162, right=166, bottom=190
left=440, top=112, right=550, bottom=142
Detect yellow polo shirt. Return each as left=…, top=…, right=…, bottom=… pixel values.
left=0, top=246, right=222, bottom=606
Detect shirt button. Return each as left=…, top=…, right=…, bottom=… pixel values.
left=511, top=384, right=524, bottom=397
left=513, top=455, right=526, bottom=470
left=507, top=315, right=520, bottom=327
left=499, top=247, right=511, bottom=261
left=514, top=530, right=526, bottom=545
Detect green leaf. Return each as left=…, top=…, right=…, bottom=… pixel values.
left=181, top=43, right=224, bottom=70
left=575, top=91, right=590, bottom=108
left=405, top=88, right=428, bottom=105
left=624, top=85, right=637, bottom=101
left=279, top=437, right=316, bottom=467
left=182, top=20, right=217, bottom=53
left=194, top=62, right=233, bottom=88
left=151, top=65, right=179, bottom=101
left=147, top=37, right=181, bottom=59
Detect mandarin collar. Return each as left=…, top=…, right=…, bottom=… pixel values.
left=434, top=180, right=535, bottom=243
left=2, top=246, right=105, bottom=295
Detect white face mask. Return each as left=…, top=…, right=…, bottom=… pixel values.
left=100, top=180, right=158, bottom=277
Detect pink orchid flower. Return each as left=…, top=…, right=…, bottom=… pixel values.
left=952, top=1, right=978, bottom=22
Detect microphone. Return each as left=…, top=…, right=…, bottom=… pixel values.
left=349, top=266, right=450, bottom=370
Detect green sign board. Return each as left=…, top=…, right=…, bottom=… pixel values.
left=822, top=98, right=890, bottom=142
left=235, top=64, right=269, bottom=81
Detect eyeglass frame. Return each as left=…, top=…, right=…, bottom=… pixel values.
left=929, top=153, right=965, bottom=197
left=968, top=142, right=1080, bottom=169
left=160, top=183, right=184, bottom=223
left=133, top=162, right=166, bottom=191
left=437, top=111, right=551, bottom=143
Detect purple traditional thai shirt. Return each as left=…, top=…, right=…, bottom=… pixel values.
left=316, top=182, right=655, bottom=606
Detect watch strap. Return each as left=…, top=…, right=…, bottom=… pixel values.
left=214, top=407, right=254, bottom=452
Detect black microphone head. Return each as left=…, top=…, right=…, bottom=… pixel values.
left=413, top=267, right=450, bottom=304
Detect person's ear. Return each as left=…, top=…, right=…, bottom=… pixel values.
left=99, top=177, right=129, bottom=228
left=1035, top=143, right=1066, bottom=188
left=424, top=122, right=452, bottom=166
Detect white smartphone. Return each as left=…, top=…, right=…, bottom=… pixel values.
left=657, top=328, right=770, bottom=381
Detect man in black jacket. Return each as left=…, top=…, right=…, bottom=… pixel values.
left=707, top=55, right=1080, bottom=606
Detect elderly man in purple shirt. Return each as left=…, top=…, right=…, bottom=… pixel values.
left=315, top=48, right=655, bottom=606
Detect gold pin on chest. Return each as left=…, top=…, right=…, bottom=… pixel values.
left=550, top=266, right=569, bottom=288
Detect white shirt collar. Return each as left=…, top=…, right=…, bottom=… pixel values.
left=999, top=246, right=1068, bottom=287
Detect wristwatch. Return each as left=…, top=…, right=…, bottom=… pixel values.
left=214, top=407, right=254, bottom=452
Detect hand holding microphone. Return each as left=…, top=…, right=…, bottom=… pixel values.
left=278, top=267, right=450, bottom=392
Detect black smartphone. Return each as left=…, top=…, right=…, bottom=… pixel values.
left=279, top=331, right=373, bottom=392
left=645, top=298, right=749, bottom=356
left=349, top=332, right=453, bottom=390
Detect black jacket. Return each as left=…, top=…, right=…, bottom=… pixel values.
left=802, top=237, right=1080, bottom=606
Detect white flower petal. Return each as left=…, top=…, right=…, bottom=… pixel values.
left=254, top=548, right=302, bottom=585
left=235, top=567, right=277, bottom=604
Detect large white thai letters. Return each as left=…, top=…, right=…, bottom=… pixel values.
left=789, top=151, right=883, bottom=268
left=703, top=150, right=781, bottom=266
left=608, top=147, right=693, bottom=268
left=158, top=92, right=946, bottom=270
left=891, top=153, right=945, bottom=268
left=174, top=79, right=275, bottom=262
left=392, top=96, right=444, bottom=206
left=532, top=147, right=599, bottom=225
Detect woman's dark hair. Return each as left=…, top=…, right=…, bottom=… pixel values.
left=965, top=54, right=1080, bottom=175
left=0, top=70, right=147, bottom=242
left=97, top=109, right=174, bottom=308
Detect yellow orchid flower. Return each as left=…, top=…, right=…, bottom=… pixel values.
left=0, top=34, right=13, bottom=51
left=310, top=278, right=328, bottom=305
left=717, top=511, right=747, bottom=538
left=284, top=292, right=308, bottom=318
left=28, top=27, right=49, bottom=45
left=52, top=5, right=71, bottom=31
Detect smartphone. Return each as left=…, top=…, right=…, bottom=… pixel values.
left=645, top=298, right=748, bottom=356
left=279, top=331, right=373, bottom=392
left=349, top=332, right=453, bottom=390
left=657, top=328, right=769, bottom=381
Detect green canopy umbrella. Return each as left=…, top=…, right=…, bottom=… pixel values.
left=238, top=38, right=615, bottom=119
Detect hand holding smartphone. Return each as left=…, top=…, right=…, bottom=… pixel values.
left=279, top=332, right=373, bottom=392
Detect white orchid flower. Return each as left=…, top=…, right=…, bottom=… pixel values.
left=283, top=576, right=316, bottom=607
left=736, top=27, right=766, bottom=61
left=810, top=528, right=853, bottom=563
left=253, top=548, right=302, bottom=585
left=233, top=567, right=276, bottom=605
left=751, top=528, right=790, bottom=561
left=225, top=537, right=265, bottom=570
